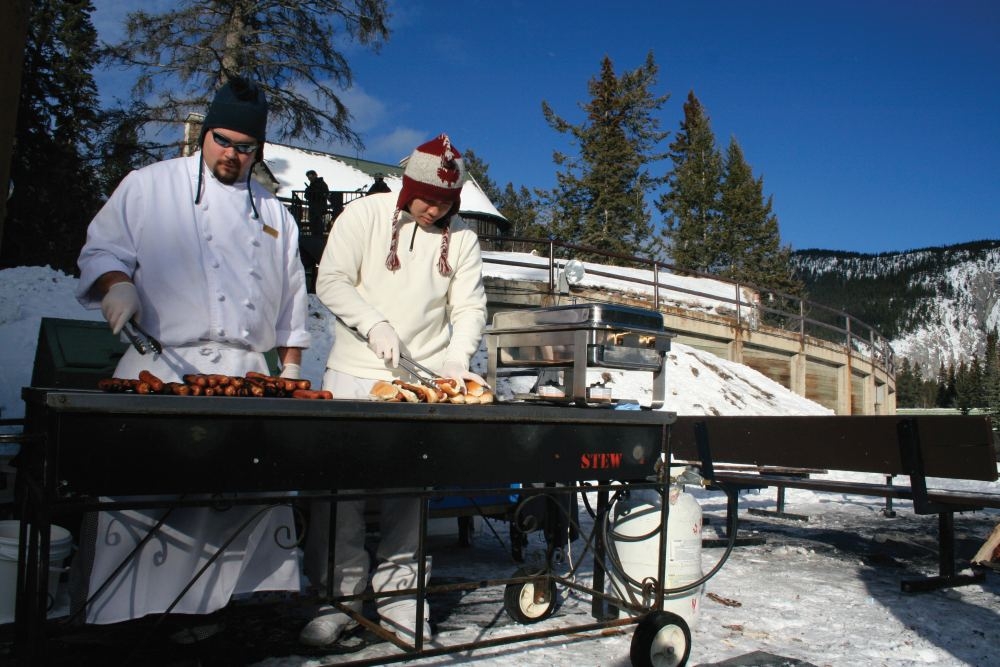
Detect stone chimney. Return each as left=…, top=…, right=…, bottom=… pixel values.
left=182, top=113, right=204, bottom=157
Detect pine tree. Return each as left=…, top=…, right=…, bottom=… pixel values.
left=935, top=362, right=956, bottom=408
left=657, top=91, right=723, bottom=273
left=954, top=359, right=975, bottom=414
left=896, top=358, right=914, bottom=407
left=101, top=0, right=390, bottom=150
left=984, top=328, right=1000, bottom=420
left=1, top=0, right=105, bottom=272
left=496, top=183, right=546, bottom=245
left=541, top=53, right=668, bottom=262
left=94, top=103, right=158, bottom=194
left=461, top=149, right=502, bottom=203
left=461, top=148, right=545, bottom=247
left=718, top=138, right=804, bottom=295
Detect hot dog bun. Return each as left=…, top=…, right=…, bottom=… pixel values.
left=394, top=380, right=438, bottom=403
left=464, top=379, right=487, bottom=397
left=370, top=380, right=401, bottom=401
left=433, top=378, right=461, bottom=397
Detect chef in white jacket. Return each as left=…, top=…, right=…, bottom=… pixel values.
left=299, top=134, right=487, bottom=646
left=73, top=75, right=310, bottom=625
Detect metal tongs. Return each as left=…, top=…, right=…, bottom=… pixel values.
left=397, top=352, right=443, bottom=390
left=123, top=317, right=162, bottom=355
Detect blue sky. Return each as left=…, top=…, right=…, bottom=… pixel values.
left=90, top=1, right=999, bottom=255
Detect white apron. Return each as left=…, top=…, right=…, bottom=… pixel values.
left=78, top=344, right=300, bottom=624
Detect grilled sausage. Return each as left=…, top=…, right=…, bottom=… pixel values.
left=138, top=370, right=165, bottom=393
left=292, top=389, right=333, bottom=400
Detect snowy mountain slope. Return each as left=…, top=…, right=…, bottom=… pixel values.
left=793, top=241, right=1000, bottom=377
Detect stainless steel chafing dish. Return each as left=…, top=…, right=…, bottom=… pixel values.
left=485, top=303, right=673, bottom=408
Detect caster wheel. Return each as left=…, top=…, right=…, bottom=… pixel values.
left=503, top=567, right=557, bottom=624
left=630, top=611, right=691, bottom=667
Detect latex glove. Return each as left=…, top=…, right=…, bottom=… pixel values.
left=367, top=321, right=400, bottom=367
left=440, top=360, right=488, bottom=393
left=279, top=362, right=301, bottom=380
left=101, top=282, right=140, bottom=335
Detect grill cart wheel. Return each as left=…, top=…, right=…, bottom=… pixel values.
left=503, top=567, right=557, bottom=624
left=630, top=610, right=691, bottom=667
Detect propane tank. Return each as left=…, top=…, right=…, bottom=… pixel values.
left=607, top=465, right=704, bottom=628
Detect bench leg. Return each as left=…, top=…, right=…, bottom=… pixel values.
left=901, top=511, right=986, bottom=592
left=747, top=485, right=810, bottom=522
left=703, top=488, right=766, bottom=548
left=882, top=475, right=897, bottom=518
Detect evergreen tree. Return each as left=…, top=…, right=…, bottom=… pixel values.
left=541, top=52, right=668, bottom=262
left=461, top=149, right=501, bottom=204
left=461, top=149, right=545, bottom=248
left=914, top=362, right=939, bottom=408
left=984, top=328, right=1000, bottom=420
left=2, top=0, right=104, bottom=272
left=935, top=362, right=956, bottom=408
left=718, top=138, right=803, bottom=295
left=496, top=183, right=546, bottom=245
left=895, top=357, right=919, bottom=407
left=954, top=359, right=976, bottom=414
left=94, top=103, right=159, bottom=194
left=101, top=0, right=390, bottom=151
left=657, top=91, right=723, bottom=273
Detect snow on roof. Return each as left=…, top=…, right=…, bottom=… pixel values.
left=262, top=142, right=506, bottom=223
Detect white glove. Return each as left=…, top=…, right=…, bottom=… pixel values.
left=440, top=360, right=488, bottom=392
left=100, top=282, right=140, bottom=335
left=279, top=362, right=301, bottom=380
left=367, top=321, right=400, bottom=368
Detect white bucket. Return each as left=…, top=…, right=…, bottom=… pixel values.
left=0, top=520, right=74, bottom=624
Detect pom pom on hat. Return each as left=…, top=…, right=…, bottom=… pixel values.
left=397, top=134, right=466, bottom=212
left=387, top=134, right=466, bottom=275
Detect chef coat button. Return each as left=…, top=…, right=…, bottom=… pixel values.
left=217, top=328, right=225, bottom=336
left=217, top=294, right=225, bottom=302
left=211, top=261, right=220, bottom=269
left=204, top=233, right=213, bottom=241
left=241, top=328, right=250, bottom=337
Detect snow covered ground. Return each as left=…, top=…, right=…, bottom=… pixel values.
left=1, top=266, right=998, bottom=666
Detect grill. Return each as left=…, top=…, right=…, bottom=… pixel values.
left=485, top=303, right=674, bottom=408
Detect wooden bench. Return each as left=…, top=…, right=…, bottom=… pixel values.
left=669, top=415, right=1000, bottom=592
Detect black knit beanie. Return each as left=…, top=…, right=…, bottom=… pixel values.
left=195, top=76, right=269, bottom=217
left=200, top=76, right=268, bottom=143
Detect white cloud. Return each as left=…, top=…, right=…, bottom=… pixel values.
left=338, top=86, right=387, bottom=133
left=366, top=127, right=428, bottom=163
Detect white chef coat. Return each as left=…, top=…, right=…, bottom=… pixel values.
left=77, top=154, right=310, bottom=361
left=73, top=154, right=310, bottom=624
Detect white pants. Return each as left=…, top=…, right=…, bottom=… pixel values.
left=80, top=501, right=300, bottom=624
left=302, top=370, right=428, bottom=627
left=75, top=344, right=300, bottom=624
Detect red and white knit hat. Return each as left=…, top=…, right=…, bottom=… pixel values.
left=386, top=134, right=466, bottom=275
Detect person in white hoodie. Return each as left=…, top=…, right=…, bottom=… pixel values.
left=301, top=134, right=487, bottom=645
left=73, top=76, right=309, bottom=627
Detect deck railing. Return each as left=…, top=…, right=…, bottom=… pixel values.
left=478, top=234, right=895, bottom=377
left=277, top=199, right=894, bottom=379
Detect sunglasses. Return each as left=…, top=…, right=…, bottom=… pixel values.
left=211, top=131, right=258, bottom=155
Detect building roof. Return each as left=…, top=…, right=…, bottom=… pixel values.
left=261, top=142, right=508, bottom=227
